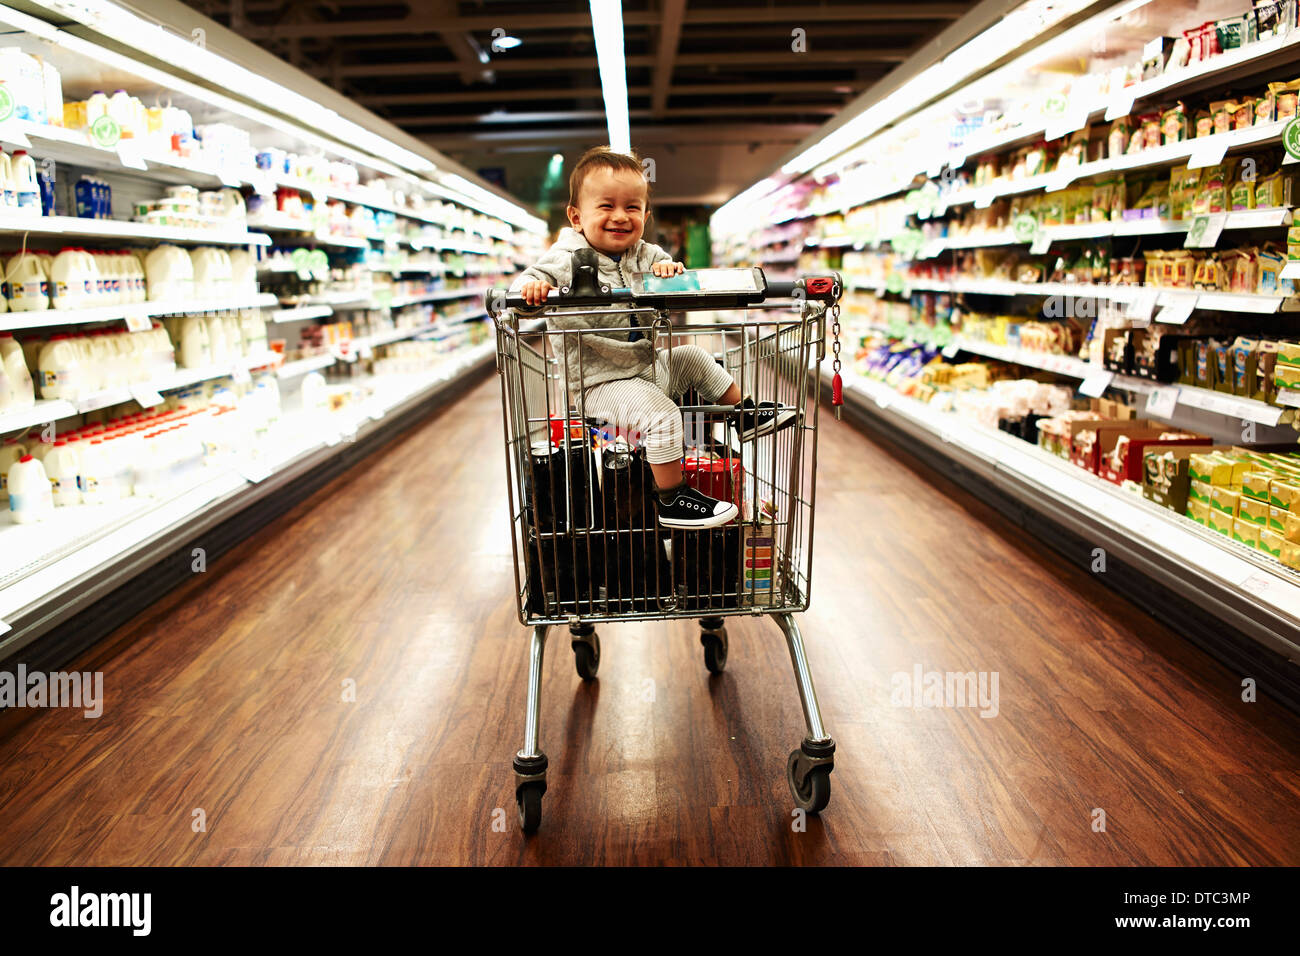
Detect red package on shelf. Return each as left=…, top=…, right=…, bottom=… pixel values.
left=684, top=453, right=744, bottom=511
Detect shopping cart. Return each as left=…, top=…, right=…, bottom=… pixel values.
left=486, top=254, right=843, bottom=832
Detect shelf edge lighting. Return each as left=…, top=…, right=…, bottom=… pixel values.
left=589, top=0, right=631, bottom=154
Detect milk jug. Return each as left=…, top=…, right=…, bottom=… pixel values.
left=145, top=244, right=193, bottom=301
left=44, top=439, right=81, bottom=505
left=7, top=453, right=53, bottom=522
left=50, top=248, right=86, bottom=309
left=38, top=333, right=81, bottom=399
left=0, top=150, right=14, bottom=208
left=11, top=150, right=38, bottom=214
left=0, top=332, right=34, bottom=407
left=0, top=436, right=23, bottom=499
left=180, top=316, right=210, bottom=369
left=6, top=252, right=49, bottom=311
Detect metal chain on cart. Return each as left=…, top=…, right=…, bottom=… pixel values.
left=830, top=301, right=843, bottom=421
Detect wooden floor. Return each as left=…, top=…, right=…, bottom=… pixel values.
left=2, top=372, right=1299, bottom=865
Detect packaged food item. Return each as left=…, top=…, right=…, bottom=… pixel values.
left=1269, top=80, right=1300, bottom=121
left=1161, top=102, right=1188, bottom=144
left=1216, top=15, right=1249, bottom=50
left=1256, top=88, right=1276, bottom=124
left=1210, top=100, right=1236, bottom=134
left=1193, top=108, right=1214, bottom=138
left=1230, top=168, right=1257, bottom=210
left=1107, top=117, right=1129, bottom=158
left=1233, top=98, right=1256, bottom=129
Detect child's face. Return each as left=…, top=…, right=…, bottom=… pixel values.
left=567, top=166, right=648, bottom=256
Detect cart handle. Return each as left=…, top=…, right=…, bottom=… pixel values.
left=484, top=270, right=842, bottom=318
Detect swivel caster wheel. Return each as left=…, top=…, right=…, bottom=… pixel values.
left=700, top=627, right=728, bottom=674
left=571, top=628, right=600, bottom=681
left=786, top=741, right=834, bottom=814
left=514, top=755, right=548, bottom=834
left=516, top=781, right=545, bottom=833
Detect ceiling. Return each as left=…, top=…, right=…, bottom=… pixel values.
left=181, top=1, right=980, bottom=213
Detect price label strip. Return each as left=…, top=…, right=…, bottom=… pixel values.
left=1079, top=369, right=1115, bottom=398
left=1105, top=90, right=1136, bottom=123
left=1145, top=386, right=1180, bottom=419
left=231, top=362, right=253, bottom=386
left=1184, top=213, right=1227, bottom=249
left=129, top=384, right=164, bottom=408
left=1154, top=294, right=1198, bottom=326
left=239, top=460, right=273, bottom=484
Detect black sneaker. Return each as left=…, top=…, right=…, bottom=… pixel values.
left=657, top=484, right=738, bottom=529
left=736, top=397, right=799, bottom=441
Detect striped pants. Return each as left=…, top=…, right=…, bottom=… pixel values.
left=579, top=344, right=735, bottom=464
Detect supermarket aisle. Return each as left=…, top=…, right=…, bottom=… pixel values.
left=1, top=373, right=1299, bottom=866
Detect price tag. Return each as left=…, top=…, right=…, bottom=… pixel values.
left=1280, top=260, right=1300, bottom=280
left=1145, top=386, right=1180, bottom=418
left=973, top=192, right=995, bottom=209
left=1126, top=288, right=1159, bottom=322
left=358, top=343, right=374, bottom=360
left=1029, top=230, right=1052, bottom=255
left=122, top=310, right=152, bottom=332
left=1040, top=170, right=1076, bottom=194
left=1187, top=137, right=1229, bottom=169
left=1275, top=387, right=1300, bottom=408
left=920, top=239, right=946, bottom=259
left=250, top=173, right=275, bottom=196
left=324, top=430, right=341, bottom=447
left=231, top=362, right=252, bottom=385
left=1104, top=90, right=1136, bottom=122
left=116, top=142, right=147, bottom=170
left=0, top=619, right=10, bottom=637
left=239, top=460, right=273, bottom=484
left=1079, top=369, right=1115, bottom=397
left=0, top=121, right=31, bottom=149
left=1239, top=570, right=1300, bottom=618
left=129, top=384, right=164, bottom=408
left=941, top=342, right=961, bottom=359
left=1184, top=213, right=1227, bottom=249
left=1154, top=294, right=1198, bottom=325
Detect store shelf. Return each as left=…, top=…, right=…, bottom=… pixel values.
left=0, top=293, right=280, bottom=332
left=850, top=274, right=1298, bottom=315
left=69, top=349, right=279, bottom=415
left=944, top=336, right=1289, bottom=426
left=0, top=213, right=270, bottom=246
left=275, top=353, right=336, bottom=379
left=830, top=366, right=1300, bottom=659
left=0, top=399, right=77, bottom=436
left=0, top=333, right=511, bottom=659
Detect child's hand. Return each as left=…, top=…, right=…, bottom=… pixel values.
left=651, top=261, right=685, bottom=277
left=519, top=279, right=552, bottom=307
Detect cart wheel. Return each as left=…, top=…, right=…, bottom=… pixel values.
left=516, top=781, right=544, bottom=833
left=786, top=748, right=832, bottom=814
left=573, top=632, right=600, bottom=681
left=701, top=627, right=728, bottom=674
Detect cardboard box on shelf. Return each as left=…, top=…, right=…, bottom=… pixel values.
left=1210, top=485, right=1241, bottom=517
left=1239, top=495, right=1270, bottom=526
left=1104, top=432, right=1211, bottom=485
left=1258, top=528, right=1284, bottom=558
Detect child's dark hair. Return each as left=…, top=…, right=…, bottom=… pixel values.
left=567, top=145, right=650, bottom=209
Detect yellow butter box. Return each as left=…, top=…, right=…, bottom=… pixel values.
left=1207, top=506, right=1233, bottom=535
left=1269, top=479, right=1300, bottom=510
left=1210, top=486, right=1241, bottom=516
left=1282, top=540, right=1300, bottom=570
left=1188, top=479, right=1213, bottom=504
left=1270, top=505, right=1290, bottom=532
left=1186, top=498, right=1211, bottom=525
left=1241, top=471, right=1276, bottom=501
left=1189, top=453, right=1235, bottom=486
left=1233, top=518, right=1260, bottom=547
left=1286, top=510, right=1300, bottom=544
left=1259, top=528, right=1285, bottom=557
left=1239, top=495, right=1270, bottom=525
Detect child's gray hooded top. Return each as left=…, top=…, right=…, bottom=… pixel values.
left=509, top=226, right=673, bottom=393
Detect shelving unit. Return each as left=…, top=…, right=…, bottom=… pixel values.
left=0, top=1, right=540, bottom=668
left=714, top=0, right=1300, bottom=674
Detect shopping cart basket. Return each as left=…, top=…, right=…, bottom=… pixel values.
left=486, top=255, right=843, bottom=832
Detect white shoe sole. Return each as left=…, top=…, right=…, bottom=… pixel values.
left=738, top=408, right=798, bottom=441
left=658, top=502, right=739, bottom=529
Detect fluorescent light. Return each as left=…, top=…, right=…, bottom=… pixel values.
left=588, top=0, right=630, bottom=153
left=494, top=35, right=522, bottom=50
